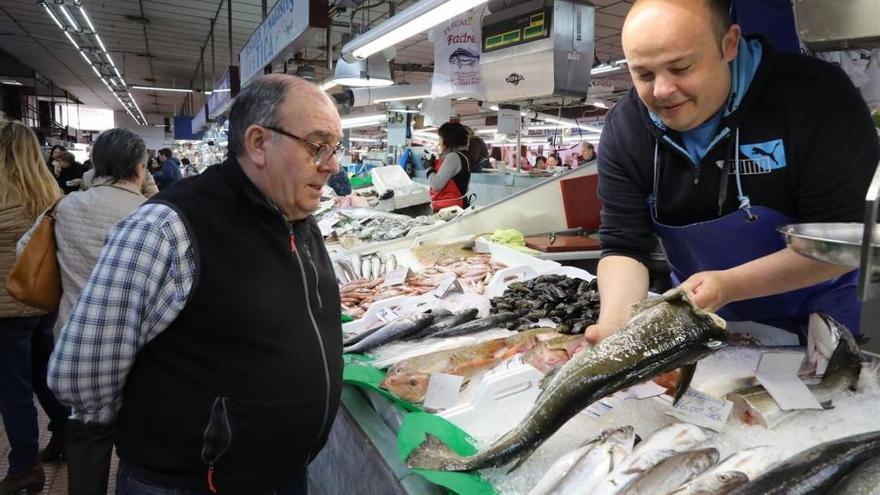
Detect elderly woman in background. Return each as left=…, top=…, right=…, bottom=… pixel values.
left=19, top=127, right=150, bottom=494
left=0, top=121, right=67, bottom=495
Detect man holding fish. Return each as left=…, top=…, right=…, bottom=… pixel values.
left=590, top=0, right=880, bottom=343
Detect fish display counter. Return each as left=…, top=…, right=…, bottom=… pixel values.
left=309, top=239, right=880, bottom=495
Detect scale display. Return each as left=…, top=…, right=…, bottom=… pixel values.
left=482, top=7, right=552, bottom=54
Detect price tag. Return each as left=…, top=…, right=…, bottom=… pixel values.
left=423, top=373, right=464, bottom=410
left=383, top=267, right=411, bottom=287
left=433, top=275, right=463, bottom=298
left=584, top=399, right=614, bottom=418
left=624, top=381, right=668, bottom=400
left=665, top=388, right=733, bottom=432
left=318, top=213, right=340, bottom=236
left=755, top=351, right=823, bottom=411
left=375, top=307, right=400, bottom=324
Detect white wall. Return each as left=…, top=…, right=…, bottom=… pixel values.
left=113, top=111, right=169, bottom=150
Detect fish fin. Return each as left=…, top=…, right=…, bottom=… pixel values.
left=673, top=363, right=697, bottom=406
left=405, top=434, right=470, bottom=471
left=819, top=314, right=861, bottom=379
left=629, top=295, right=667, bottom=317
left=820, top=400, right=835, bottom=410
left=505, top=446, right=540, bottom=474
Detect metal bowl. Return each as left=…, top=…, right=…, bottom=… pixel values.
left=778, top=223, right=880, bottom=271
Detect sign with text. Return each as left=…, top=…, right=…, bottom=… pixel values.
left=208, top=66, right=240, bottom=119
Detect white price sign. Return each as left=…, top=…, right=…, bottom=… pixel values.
left=383, top=267, right=411, bottom=288
left=665, top=388, right=733, bottom=432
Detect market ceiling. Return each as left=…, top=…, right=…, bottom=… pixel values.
left=0, top=0, right=633, bottom=124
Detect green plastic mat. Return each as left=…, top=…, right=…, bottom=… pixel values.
left=397, top=412, right=497, bottom=495
left=350, top=175, right=373, bottom=189
left=342, top=363, right=424, bottom=413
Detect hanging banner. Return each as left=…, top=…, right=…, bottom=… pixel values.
left=386, top=111, right=408, bottom=146
left=429, top=11, right=485, bottom=99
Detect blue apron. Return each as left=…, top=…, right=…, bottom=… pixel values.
left=649, top=130, right=861, bottom=334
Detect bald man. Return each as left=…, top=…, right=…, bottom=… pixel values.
left=589, top=0, right=879, bottom=343
left=48, top=75, right=344, bottom=495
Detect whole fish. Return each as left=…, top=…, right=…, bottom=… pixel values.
left=430, top=311, right=522, bottom=338
left=521, top=334, right=586, bottom=373
left=371, top=254, right=382, bottom=279
left=361, top=256, right=373, bottom=280
left=408, top=308, right=480, bottom=340
left=669, top=470, right=749, bottom=495
left=831, top=455, right=880, bottom=495
left=728, top=430, right=880, bottom=494
left=618, top=448, right=719, bottom=495
left=349, top=253, right=362, bottom=278
left=405, top=289, right=727, bottom=471
left=806, top=313, right=841, bottom=377
left=381, top=328, right=556, bottom=403
left=727, top=317, right=861, bottom=428
left=385, top=253, right=398, bottom=272
left=343, top=312, right=437, bottom=354
left=592, top=416, right=711, bottom=494
left=545, top=426, right=637, bottom=495
left=342, top=308, right=450, bottom=348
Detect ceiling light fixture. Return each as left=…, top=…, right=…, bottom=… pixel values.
left=0, top=80, right=23, bottom=86
left=58, top=5, right=80, bottom=32
left=42, top=3, right=64, bottom=30
left=341, top=0, right=490, bottom=61
left=331, top=53, right=393, bottom=87
left=130, top=85, right=195, bottom=93
left=78, top=6, right=95, bottom=32
left=373, top=94, right=431, bottom=103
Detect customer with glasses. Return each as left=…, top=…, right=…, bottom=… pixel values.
left=48, top=74, right=345, bottom=495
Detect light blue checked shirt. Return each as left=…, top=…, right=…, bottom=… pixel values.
left=48, top=203, right=196, bottom=424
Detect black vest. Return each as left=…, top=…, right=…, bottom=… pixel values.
left=116, top=157, right=343, bottom=494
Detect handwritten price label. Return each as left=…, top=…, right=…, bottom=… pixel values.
left=665, top=388, right=732, bottom=432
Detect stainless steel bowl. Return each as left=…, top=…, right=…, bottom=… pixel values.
left=778, top=223, right=880, bottom=271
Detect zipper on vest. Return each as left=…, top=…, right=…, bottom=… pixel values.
left=299, top=231, right=324, bottom=309
left=289, top=224, right=332, bottom=453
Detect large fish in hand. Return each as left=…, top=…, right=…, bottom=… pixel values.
left=406, top=289, right=727, bottom=472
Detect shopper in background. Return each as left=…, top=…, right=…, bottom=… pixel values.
left=152, top=148, right=182, bottom=190
left=52, top=150, right=85, bottom=194
left=581, top=142, right=597, bottom=166
left=181, top=157, right=199, bottom=177
left=547, top=154, right=560, bottom=169
left=81, top=160, right=159, bottom=198
left=589, top=0, right=880, bottom=343
left=466, top=131, right=490, bottom=173
left=534, top=155, right=548, bottom=170
left=327, top=168, right=352, bottom=196
left=46, top=144, right=66, bottom=170
left=0, top=121, right=67, bottom=495
left=48, top=74, right=344, bottom=495
left=429, top=122, right=472, bottom=210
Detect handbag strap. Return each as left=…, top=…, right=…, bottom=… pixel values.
left=43, top=196, right=64, bottom=221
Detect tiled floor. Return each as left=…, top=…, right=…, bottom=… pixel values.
left=0, top=401, right=119, bottom=494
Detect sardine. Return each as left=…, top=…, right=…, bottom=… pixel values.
left=669, top=470, right=749, bottom=495
left=831, top=455, right=880, bottom=495
left=343, top=312, right=437, bottom=354
left=727, top=317, right=861, bottom=428
left=708, top=446, right=781, bottom=480
left=405, top=289, right=727, bottom=471
left=385, top=253, right=398, bottom=272
left=618, top=448, right=719, bottom=495
left=349, top=253, right=362, bottom=278
left=544, top=427, right=637, bottom=495
left=430, top=311, right=522, bottom=338
left=361, top=257, right=373, bottom=280
left=408, top=308, right=480, bottom=340
left=381, top=328, right=556, bottom=403
left=371, top=254, right=382, bottom=279
left=728, top=430, right=880, bottom=494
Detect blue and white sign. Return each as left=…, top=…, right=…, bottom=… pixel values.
left=239, top=0, right=310, bottom=85
left=208, top=66, right=240, bottom=119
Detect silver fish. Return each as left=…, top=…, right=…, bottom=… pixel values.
left=386, top=253, right=398, bottom=272
left=545, top=426, right=636, bottom=495
left=594, top=423, right=712, bottom=495
left=806, top=312, right=841, bottom=377
left=405, top=289, right=727, bottom=472
left=670, top=470, right=749, bottom=495
left=831, top=455, right=880, bottom=495
left=727, top=317, right=861, bottom=429
left=619, top=448, right=719, bottom=495
left=349, top=253, right=362, bottom=278
left=371, top=254, right=382, bottom=279
left=729, top=431, right=880, bottom=494
left=708, top=446, right=781, bottom=480
left=343, top=312, right=438, bottom=354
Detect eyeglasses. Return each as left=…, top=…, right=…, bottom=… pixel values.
left=263, top=125, right=343, bottom=166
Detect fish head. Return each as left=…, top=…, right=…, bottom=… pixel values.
left=380, top=372, right=431, bottom=403
left=685, top=448, right=721, bottom=471
left=689, top=470, right=749, bottom=493
left=604, top=425, right=637, bottom=451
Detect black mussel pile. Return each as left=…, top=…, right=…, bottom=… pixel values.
left=489, top=275, right=600, bottom=334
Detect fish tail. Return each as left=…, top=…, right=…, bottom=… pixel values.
left=405, top=434, right=472, bottom=471
left=821, top=315, right=861, bottom=378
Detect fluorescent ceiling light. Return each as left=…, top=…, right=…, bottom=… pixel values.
left=373, top=94, right=431, bottom=103
left=59, top=5, right=80, bottom=32
left=349, top=137, right=381, bottom=142
left=0, top=80, right=23, bottom=86
left=95, top=34, right=108, bottom=54
left=130, top=85, right=194, bottom=93
left=319, top=80, right=337, bottom=91
left=591, top=59, right=628, bottom=76
left=341, top=113, right=387, bottom=129
left=332, top=55, right=393, bottom=88
left=474, top=128, right=496, bottom=134
left=343, top=0, right=490, bottom=61
left=63, top=31, right=80, bottom=50
left=78, top=50, right=91, bottom=65
left=41, top=3, right=64, bottom=30
left=78, top=6, right=95, bottom=32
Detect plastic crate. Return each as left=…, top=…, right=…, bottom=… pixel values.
left=370, top=166, right=430, bottom=210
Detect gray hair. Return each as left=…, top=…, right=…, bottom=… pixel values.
left=91, top=128, right=147, bottom=182
left=227, top=76, right=295, bottom=157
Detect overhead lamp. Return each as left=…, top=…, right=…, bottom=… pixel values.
left=94, top=34, right=108, bottom=54
left=0, top=80, right=23, bottom=86
left=130, top=85, right=195, bottom=93
left=58, top=5, right=80, bottom=32
left=341, top=0, right=490, bottom=62
left=591, top=59, right=628, bottom=76
left=341, top=113, right=387, bottom=129
left=78, top=6, right=96, bottom=32
left=331, top=53, right=393, bottom=87
left=374, top=94, right=430, bottom=103
left=41, top=3, right=64, bottom=30
left=63, top=31, right=80, bottom=50
left=319, top=80, right=337, bottom=91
